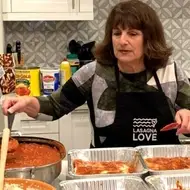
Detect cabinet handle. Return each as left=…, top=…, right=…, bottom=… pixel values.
left=72, top=0, right=75, bottom=9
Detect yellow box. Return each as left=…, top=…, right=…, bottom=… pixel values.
left=15, top=67, right=41, bottom=96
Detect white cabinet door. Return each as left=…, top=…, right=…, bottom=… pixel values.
left=79, top=0, right=93, bottom=12
left=11, top=113, right=58, bottom=134
left=59, top=106, right=91, bottom=151
left=71, top=109, right=91, bottom=149
left=2, top=0, right=11, bottom=12
left=11, top=0, right=71, bottom=13
left=2, top=0, right=93, bottom=20
left=20, top=120, right=59, bottom=134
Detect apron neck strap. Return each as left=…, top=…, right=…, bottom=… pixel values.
left=152, top=70, right=164, bottom=92
left=114, top=63, right=120, bottom=92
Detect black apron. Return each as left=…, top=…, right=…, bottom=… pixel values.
left=88, top=66, right=180, bottom=148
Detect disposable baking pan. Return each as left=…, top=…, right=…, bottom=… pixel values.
left=67, top=147, right=148, bottom=179
left=136, top=145, right=190, bottom=175
left=145, top=173, right=190, bottom=190
left=60, top=176, right=149, bottom=190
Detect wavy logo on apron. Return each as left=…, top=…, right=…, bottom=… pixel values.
left=133, top=118, right=158, bottom=141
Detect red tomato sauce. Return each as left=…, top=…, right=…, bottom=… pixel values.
left=6, top=143, right=61, bottom=169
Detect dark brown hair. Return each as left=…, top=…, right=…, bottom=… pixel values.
left=94, top=0, right=173, bottom=70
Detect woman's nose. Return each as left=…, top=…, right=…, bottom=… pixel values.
left=120, top=33, right=129, bottom=45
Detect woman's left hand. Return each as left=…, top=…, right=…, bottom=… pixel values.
left=175, top=109, right=190, bottom=135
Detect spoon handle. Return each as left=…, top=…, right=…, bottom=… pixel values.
left=0, top=128, right=10, bottom=189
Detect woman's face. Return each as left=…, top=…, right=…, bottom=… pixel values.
left=112, top=26, right=144, bottom=65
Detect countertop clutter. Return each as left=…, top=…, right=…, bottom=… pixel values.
left=0, top=39, right=96, bottom=98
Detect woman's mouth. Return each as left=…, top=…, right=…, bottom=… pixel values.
left=119, top=50, right=132, bottom=54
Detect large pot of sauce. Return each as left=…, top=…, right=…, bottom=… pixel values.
left=0, top=136, right=66, bottom=184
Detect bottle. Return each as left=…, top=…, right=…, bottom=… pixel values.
left=60, top=59, right=71, bottom=86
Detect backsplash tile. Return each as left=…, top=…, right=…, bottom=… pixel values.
left=3, top=0, right=190, bottom=76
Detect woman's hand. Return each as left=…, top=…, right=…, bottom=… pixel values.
left=175, top=109, right=190, bottom=135
left=2, top=96, right=40, bottom=118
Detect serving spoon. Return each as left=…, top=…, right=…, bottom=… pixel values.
left=0, top=115, right=11, bottom=190
left=0, top=112, right=18, bottom=189
left=7, top=112, right=19, bottom=153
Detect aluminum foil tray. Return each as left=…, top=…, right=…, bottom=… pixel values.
left=67, top=147, right=148, bottom=179
left=145, top=174, right=190, bottom=190
left=60, top=176, right=150, bottom=190
left=136, top=145, right=190, bottom=175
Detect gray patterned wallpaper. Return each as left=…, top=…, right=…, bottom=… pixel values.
left=3, top=0, right=190, bottom=76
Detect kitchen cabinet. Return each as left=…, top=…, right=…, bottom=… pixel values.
left=2, top=0, right=94, bottom=21
left=10, top=113, right=60, bottom=141
left=11, top=0, right=71, bottom=13
left=59, top=104, right=91, bottom=151
left=23, top=133, right=59, bottom=141
left=9, top=104, right=91, bottom=151
left=71, top=108, right=91, bottom=149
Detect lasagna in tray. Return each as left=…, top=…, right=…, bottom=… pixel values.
left=73, top=159, right=135, bottom=175
left=144, top=157, right=190, bottom=171
left=171, top=180, right=190, bottom=190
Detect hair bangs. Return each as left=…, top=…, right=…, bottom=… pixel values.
left=112, top=11, right=142, bottom=30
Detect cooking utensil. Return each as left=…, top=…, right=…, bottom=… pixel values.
left=7, top=112, right=19, bottom=153
left=16, top=41, right=21, bottom=65
left=6, top=44, right=12, bottom=54
left=0, top=116, right=10, bottom=190
left=7, top=112, right=15, bottom=132
left=160, top=122, right=180, bottom=132
left=2, top=136, right=66, bottom=183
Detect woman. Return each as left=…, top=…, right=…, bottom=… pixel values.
left=2, top=0, right=190, bottom=147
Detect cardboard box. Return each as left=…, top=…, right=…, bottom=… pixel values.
left=0, top=53, right=16, bottom=94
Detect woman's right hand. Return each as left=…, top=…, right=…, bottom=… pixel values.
left=2, top=96, right=40, bottom=118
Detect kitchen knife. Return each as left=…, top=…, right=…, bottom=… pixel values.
left=16, top=41, right=21, bottom=65
left=6, top=44, right=12, bottom=54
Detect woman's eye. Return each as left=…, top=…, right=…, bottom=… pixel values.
left=129, top=32, right=137, bottom=36
left=113, top=32, right=121, bottom=36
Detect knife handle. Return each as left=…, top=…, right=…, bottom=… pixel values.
left=16, top=41, right=21, bottom=65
